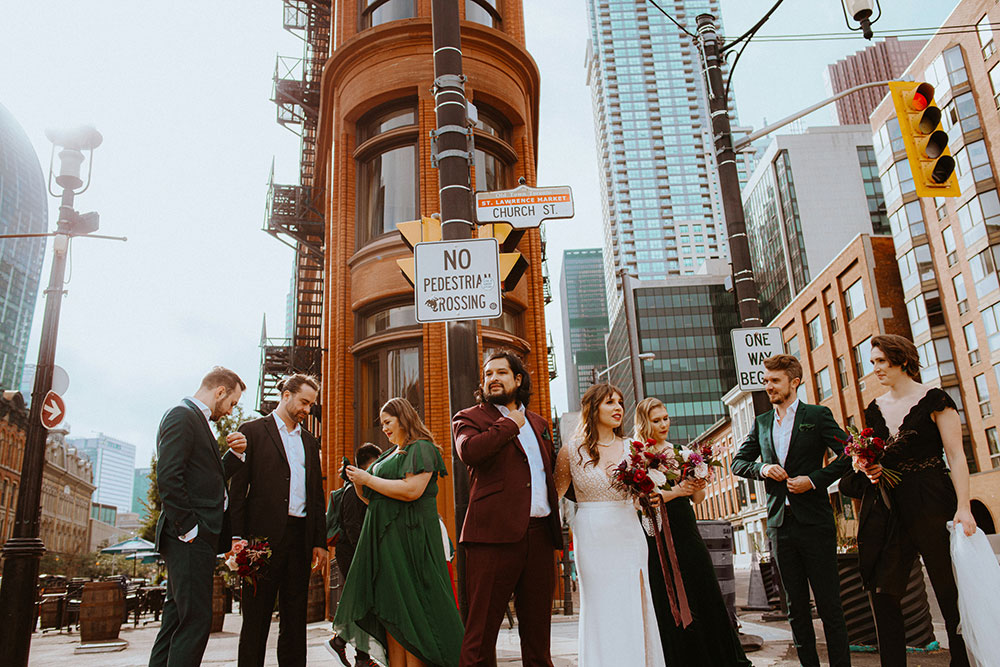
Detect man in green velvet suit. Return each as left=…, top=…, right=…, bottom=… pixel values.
left=149, top=367, right=247, bottom=667
left=733, top=354, right=852, bottom=667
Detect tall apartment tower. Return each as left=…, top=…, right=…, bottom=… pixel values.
left=742, top=126, right=891, bottom=323
left=869, top=0, right=1000, bottom=531
left=826, top=37, right=926, bottom=125
left=307, top=1, right=551, bottom=535
left=585, top=0, right=744, bottom=318
left=0, top=102, right=47, bottom=392
left=560, top=249, right=609, bottom=408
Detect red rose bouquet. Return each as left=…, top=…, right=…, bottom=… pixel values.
left=224, top=538, right=271, bottom=592
left=843, top=425, right=901, bottom=487
left=609, top=439, right=691, bottom=628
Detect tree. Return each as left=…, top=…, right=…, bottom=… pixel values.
left=139, top=455, right=160, bottom=543
left=214, top=403, right=252, bottom=455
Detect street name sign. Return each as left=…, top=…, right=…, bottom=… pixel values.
left=731, top=327, right=784, bottom=392
left=41, top=390, right=66, bottom=430
left=475, top=184, right=574, bottom=229
left=414, top=238, right=501, bottom=323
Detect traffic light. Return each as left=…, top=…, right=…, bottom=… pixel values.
left=477, top=222, right=528, bottom=292
left=394, top=217, right=529, bottom=292
left=888, top=81, right=960, bottom=197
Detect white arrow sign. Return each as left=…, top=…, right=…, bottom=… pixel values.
left=41, top=390, right=67, bottom=429
left=475, top=184, right=574, bottom=229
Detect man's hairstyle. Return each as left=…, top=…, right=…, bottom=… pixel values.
left=763, top=354, right=803, bottom=382
left=278, top=373, right=320, bottom=396
left=355, top=442, right=382, bottom=469
left=474, top=349, right=532, bottom=407
left=871, top=334, right=922, bottom=380
left=200, top=366, right=246, bottom=394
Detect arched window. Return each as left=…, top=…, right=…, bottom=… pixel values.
left=465, top=0, right=500, bottom=28
left=355, top=102, right=419, bottom=247
left=471, top=103, right=516, bottom=192
left=360, top=0, right=416, bottom=29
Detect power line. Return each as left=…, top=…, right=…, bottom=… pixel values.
left=645, top=0, right=696, bottom=38
left=721, top=0, right=786, bottom=52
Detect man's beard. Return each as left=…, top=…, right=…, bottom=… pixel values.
left=484, top=385, right=517, bottom=405
left=768, top=388, right=794, bottom=405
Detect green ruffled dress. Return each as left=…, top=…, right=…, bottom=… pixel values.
left=333, top=439, right=463, bottom=667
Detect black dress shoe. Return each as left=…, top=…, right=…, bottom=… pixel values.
left=324, top=636, right=351, bottom=667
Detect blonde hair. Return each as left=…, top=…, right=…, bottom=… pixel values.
left=634, top=397, right=668, bottom=443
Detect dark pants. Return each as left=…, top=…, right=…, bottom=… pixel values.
left=333, top=543, right=368, bottom=661
left=869, top=519, right=969, bottom=667
left=771, top=514, right=851, bottom=667
left=460, top=518, right=555, bottom=667
left=238, top=517, right=311, bottom=667
left=149, top=531, right=218, bottom=667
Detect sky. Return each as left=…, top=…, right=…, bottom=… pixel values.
left=0, top=0, right=955, bottom=469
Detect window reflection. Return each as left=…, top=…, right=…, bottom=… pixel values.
left=465, top=0, right=498, bottom=27
left=358, top=345, right=423, bottom=447
left=362, top=0, right=416, bottom=29
left=358, top=145, right=417, bottom=243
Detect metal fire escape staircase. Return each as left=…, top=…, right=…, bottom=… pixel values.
left=258, top=0, right=331, bottom=414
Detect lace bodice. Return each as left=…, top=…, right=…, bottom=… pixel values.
left=864, top=387, right=956, bottom=473
left=568, top=439, right=630, bottom=503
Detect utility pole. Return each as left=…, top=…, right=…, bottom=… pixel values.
left=696, top=13, right=771, bottom=416
left=431, top=0, right=478, bottom=618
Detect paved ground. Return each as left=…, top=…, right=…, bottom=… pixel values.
left=26, top=568, right=964, bottom=666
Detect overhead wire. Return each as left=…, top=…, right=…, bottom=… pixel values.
left=721, top=0, right=786, bottom=52
left=645, top=0, right=697, bottom=38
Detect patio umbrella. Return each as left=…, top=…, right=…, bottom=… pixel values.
left=102, top=538, right=156, bottom=577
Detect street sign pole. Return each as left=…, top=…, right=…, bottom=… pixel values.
left=431, top=0, right=479, bottom=619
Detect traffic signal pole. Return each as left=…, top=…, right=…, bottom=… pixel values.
left=431, top=0, right=478, bottom=618
left=696, top=14, right=771, bottom=416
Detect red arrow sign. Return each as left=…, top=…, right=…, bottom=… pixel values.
left=41, top=391, right=66, bottom=429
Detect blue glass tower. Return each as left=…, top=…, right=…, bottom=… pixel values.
left=585, top=0, right=748, bottom=317
left=0, top=102, right=47, bottom=391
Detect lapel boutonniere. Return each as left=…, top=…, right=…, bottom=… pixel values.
left=541, top=427, right=551, bottom=441
left=799, top=423, right=816, bottom=432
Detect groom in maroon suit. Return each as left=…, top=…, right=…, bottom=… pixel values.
left=452, top=350, right=561, bottom=667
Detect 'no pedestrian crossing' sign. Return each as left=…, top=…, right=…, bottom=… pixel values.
left=414, top=238, right=501, bottom=323
left=731, top=327, right=784, bottom=392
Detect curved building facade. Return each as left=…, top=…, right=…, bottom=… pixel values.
left=316, top=1, right=550, bottom=530
left=0, top=102, right=47, bottom=392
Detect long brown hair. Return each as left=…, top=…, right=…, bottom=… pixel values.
left=575, top=383, right=625, bottom=467
left=380, top=397, right=440, bottom=452
left=634, top=397, right=668, bottom=444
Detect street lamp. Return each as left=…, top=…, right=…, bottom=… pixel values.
left=841, top=0, right=881, bottom=40
left=595, top=352, right=656, bottom=382
left=0, top=125, right=103, bottom=667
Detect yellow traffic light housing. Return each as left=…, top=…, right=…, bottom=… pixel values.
left=394, top=217, right=528, bottom=292
left=888, top=81, right=960, bottom=197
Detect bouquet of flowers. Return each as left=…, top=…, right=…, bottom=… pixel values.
left=609, top=438, right=679, bottom=496
left=225, top=538, right=272, bottom=592
left=673, top=440, right=723, bottom=482
left=842, top=425, right=901, bottom=487
left=608, top=439, right=691, bottom=628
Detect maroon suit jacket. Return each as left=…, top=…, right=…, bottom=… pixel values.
left=452, top=402, right=562, bottom=547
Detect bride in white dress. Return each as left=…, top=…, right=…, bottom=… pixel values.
left=556, top=383, right=665, bottom=667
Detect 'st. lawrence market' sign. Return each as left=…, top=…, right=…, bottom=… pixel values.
left=414, top=238, right=501, bottom=323
left=475, top=184, right=574, bottom=229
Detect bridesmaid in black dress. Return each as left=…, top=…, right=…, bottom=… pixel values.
left=635, top=397, right=753, bottom=667
left=839, top=334, right=976, bottom=667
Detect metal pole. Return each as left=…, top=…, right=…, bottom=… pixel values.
left=696, top=14, right=772, bottom=416
left=431, top=0, right=478, bottom=620
left=618, top=269, right=644, bottom=403
left=0, top=190, right=74, bottom=666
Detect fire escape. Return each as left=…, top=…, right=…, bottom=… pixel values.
left=258, top=0, right=330, bottom=414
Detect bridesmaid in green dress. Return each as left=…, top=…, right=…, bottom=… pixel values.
left=335, top=397, right=464, bottom=667
left=635, top=397, right=753, bottom=667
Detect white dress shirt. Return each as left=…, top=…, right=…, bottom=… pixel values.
left=274, top=411, right=308, bottom=518
left=497, top=404, right=551, bottom=518
left=772, top=398, right=799, bottom=467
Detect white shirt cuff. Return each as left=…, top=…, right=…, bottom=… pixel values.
left=231, top=450, right=245, bottom=461
left=179, top=524, right=199, bottom=542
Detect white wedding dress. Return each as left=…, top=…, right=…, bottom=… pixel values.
left=568, top=440, right=666, bottom=667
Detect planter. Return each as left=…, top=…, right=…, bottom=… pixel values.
left=837, top=553, right=935, bottom=648
left=79, top=582, right=124, bottom=643
left=210, top=575, right=226, bottom=633
left=306, top=570, right=326, bottom=623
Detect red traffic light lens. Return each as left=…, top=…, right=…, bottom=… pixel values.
left=912, top=92, right=928, bottom=111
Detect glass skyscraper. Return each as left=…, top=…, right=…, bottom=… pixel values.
left=585, top=0, right=747, bottom=318
left=71, top=434, right=137, bottom=513
left=560, top=248, right=610, bottom=408
left=0, top=102, right=47, bottom=391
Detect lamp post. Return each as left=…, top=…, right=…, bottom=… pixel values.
left=0, top=125, right=103, bottom=666
left=594, top=352, right=656, bottom=383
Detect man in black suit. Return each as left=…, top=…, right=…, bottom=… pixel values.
left=149, top=367, right=247, bottom=667
left=227, top=374, right=327, bottom=667
left=732, top=354, right=852, bottom=667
